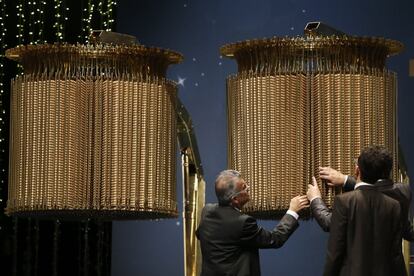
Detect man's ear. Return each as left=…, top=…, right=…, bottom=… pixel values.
left=230, top=196, right=238, bottom=207
left=355, top=165, right=360, bottom=180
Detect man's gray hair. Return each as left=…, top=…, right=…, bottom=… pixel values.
left=215, top=170, right=241, bottom=205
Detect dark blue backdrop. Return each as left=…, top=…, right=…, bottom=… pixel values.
left=112, top=1, right=414, bottom=275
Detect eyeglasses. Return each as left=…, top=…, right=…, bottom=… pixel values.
left=230, top=182, right=250, bottom=199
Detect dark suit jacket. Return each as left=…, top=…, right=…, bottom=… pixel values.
left=311, top=177, right=414, bottom=241
left=324, top=185, right=405, bottom=276
left=195, top=203, right=298, bottom=276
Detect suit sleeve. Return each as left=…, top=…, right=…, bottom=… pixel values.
left=344, top=176, right=356, bottom=192
left=392, top=202, right=403, bottom=261
left=397, top=183, right=414, bottom=241
left=240, top=214, right=299, bottom=249
left=323, top=197, right=347, bottom=276
left=311, top=197, right=332, bottom=232
left=310, top=176, right=355, bottom=232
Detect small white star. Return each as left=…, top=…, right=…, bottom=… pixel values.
left=302, top=9, right=306, bottom=13
left=195, top=82, right=199, bottom=87
left=290, top=26, right=294, bottom=31
left=201, top=72, right=205, bottom=77
left=183, top=4, right=187, bottom=8
left=218, top=62, right=222, bottom=66
left=177, top=76, right=186, bottom=87
left=192, top=57, right=197, bottom=62
left=176, top=221, right=181, bottom=226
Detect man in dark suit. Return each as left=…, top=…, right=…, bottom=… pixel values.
left=307, top=152, right=414, bottom=241
left=196, top=170, right=309, bottom=276
left=314, top=146, right=406, bottom=275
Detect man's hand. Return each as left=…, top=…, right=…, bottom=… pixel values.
left=289, top=195, right=310, bottom=213
left=319, top=166, right=346, bottom=186
left=307, top=176, right=321, bottom=201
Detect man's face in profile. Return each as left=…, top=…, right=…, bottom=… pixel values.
left=233, top=178, right=250, bottom=207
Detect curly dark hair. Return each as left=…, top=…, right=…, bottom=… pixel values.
left=357, top=145, right=393, bottom=184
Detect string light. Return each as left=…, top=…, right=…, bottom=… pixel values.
left=78, top=0, right=117, bottom=43
left=85, top=0, right=94, bottom=43
left=53, top=0, right=69, bottom=42
left=38, top=1, right=46, bottom=43
left=79, top=1, right=87, bottom=42
left=98, top=0, right=103, bottom=29
left=28, top=1, right=34, bottom=43
left=33, top=0, right=47, bottom=44
left=0, top=0, right=8, bottom=235
left=16, top=1, right=24, bottom=44
left=63, top=3, right=69, bottom=41
left=101, top=0, right=116, bottom=31
left=53, top=0, right=64, bottom=41
left=25, top=1, right=46, bottom=45
left=107, top=1, right=116, bottom=31
left=16, top=0, right=24, bottom=73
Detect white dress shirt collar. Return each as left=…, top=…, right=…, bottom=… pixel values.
left=354, top=181, right=374, bottom=190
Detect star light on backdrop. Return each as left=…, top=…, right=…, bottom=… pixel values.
left=177, top=76, right=186, bottom=87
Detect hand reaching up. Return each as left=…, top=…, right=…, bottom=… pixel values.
left=319, top=166, right=346, bottom=186
left=289, top=195, right=310, bottom=213
left=307, top=176, right=321, bottom=201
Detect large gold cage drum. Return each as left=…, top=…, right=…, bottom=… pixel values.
left=221, top=36, right=403, bottom=218
left=6, top=43, right=183, bottom=219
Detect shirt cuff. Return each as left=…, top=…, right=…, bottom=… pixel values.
left=343, top=175, right=348, bottom=186
left=309, top=196, right=321, bottom=203
left=286, top=210, right=299, bottom=220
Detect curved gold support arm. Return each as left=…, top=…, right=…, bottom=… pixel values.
left=177, top=98, right=205, bottom=276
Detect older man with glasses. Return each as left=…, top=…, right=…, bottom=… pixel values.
left=196, top=169, right=309, bottom=276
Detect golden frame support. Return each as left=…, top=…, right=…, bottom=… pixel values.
left=177, top=99, right=205, bottom=276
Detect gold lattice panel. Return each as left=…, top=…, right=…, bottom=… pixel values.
left=8, top=76, right=178, bottom=219
left=312, top=73, right=397, bottom=206
left=227, top=74, right=309, bottom=217
left=6, top=43, right=182, bottom=219
left=223, top=36, right=402, bottom=218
